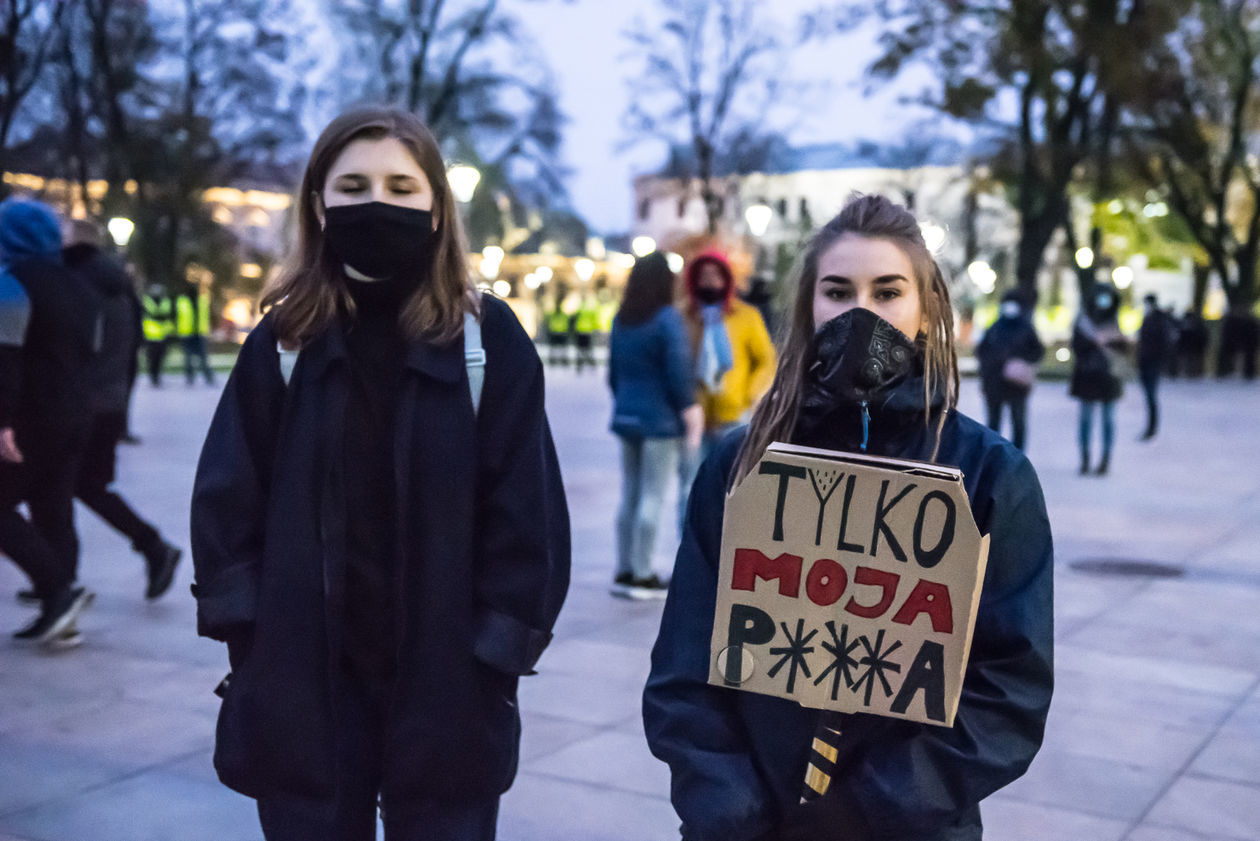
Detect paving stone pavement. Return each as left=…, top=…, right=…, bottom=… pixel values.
left=1, top=367, right=1258, bottom=841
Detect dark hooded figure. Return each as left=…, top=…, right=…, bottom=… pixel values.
left=0, top=198, right=99, bottom=645
left=63, top=219, right=182, bottom=599
left=974, top=290, right=1045, bottom=450
left=190, top=106, right=570, bottom=841
left=644, top=195, right=1053, bottom=841
left=1135, top=293, right=1176, bottom=440
left=1069, top=282, right=1130, bottom=475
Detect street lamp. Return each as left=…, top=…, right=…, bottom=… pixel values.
left=107, top=216, right=135, bottom=247
left=919, top=221, right=947, bottom=254
left=480, top=245, right=504, bottom=280
left=574, top=258, right=595, bottom=283
left=631, top=236, right=656, bottom=257
left=1074, top=247, right=1095, bottom=269
left=447, top=164, right=481, bottom=203
left=744, top=203, right=772, bottom=237
left=1112, top=265, right=1134, bottom=289
left=666, top=252, right=685, bottom=273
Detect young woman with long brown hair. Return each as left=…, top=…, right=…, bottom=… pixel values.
left=190, top=105, right=570, bottom=841
left=644, top=194, right=1053, bottom=841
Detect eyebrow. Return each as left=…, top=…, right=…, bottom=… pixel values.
left=818, top=273, right=910, bottom=285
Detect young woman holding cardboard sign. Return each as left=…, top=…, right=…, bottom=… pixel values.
left=644, top=194, right=1053, bottom=841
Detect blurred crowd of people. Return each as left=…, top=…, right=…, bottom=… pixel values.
left=1, top=198, right=183, bottom=648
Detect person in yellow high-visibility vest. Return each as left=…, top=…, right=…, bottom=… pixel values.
left=141, top=285, right=174, bottom=387
left=573, top=295, right=601, bottom=373
left=174, top=283, right=215, bottom=385
left=546, top=300, right=571, bottom=366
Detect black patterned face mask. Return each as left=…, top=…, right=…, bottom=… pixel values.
left=803, top=307, right=921, bottom=410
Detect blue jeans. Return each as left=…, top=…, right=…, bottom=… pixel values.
left=1078, top=400, right=1116, bottom=465
left=616, top=436, right=678, bottom=579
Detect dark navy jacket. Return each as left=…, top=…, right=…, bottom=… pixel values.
left=608, top=306, right=695, bottom=439
left=644, top=386, right=1053, bottom=841
left=191, top=295, right=570, bottom=802
left=974, top=314, right=1045, bottom=400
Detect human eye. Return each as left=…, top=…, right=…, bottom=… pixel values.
left=875, top=287, right=901, bottom=301
left=333, top=176, right=366, bottom=194
left=824, top=284, right=852, bottom=301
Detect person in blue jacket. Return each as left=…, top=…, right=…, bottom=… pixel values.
left=190, top=106, right=570, bottom=841
left=607, top=251, right=701, bottom=599
left=643, top=194, right=1053, bottom=841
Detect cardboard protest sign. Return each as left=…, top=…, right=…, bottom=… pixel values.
left=708, top=442, right=990, bottom=727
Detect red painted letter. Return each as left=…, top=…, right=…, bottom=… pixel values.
left=805, top=558, right=848, bottom=606
left=891, top=579, right=954, bottom=633
left=732, top=549, right=803, bottom=597
left=844, top=567, right=900, bottom=618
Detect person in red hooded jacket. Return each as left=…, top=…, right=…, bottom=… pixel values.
left=676, top=251, right=775, bottom=525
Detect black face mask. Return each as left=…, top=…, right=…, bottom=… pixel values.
left=802, top=308, right=921, bottom=411
left=324, top=202, right=436, bottom=280
left=694, top=286, right=726, bottom=306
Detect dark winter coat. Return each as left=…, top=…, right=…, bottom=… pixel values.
left=643, top=374, right=1054, bottom=841
left=190, top=294, right=570, bottom=803
left=974, top=314, right=1044, bottom=399
left=63, top=243, right=142, bottom=414
left=1069, top=315, right=1127, bottom=402
left=0, top=200, right=101, bottom=431
left=608, top=306, right=695, bottom=439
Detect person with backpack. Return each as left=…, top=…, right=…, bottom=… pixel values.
left=0, top=198, right=98, bottom=645
left=190, top=106, right=570, bottom=841
left=63, top=219, right=182, bottom=600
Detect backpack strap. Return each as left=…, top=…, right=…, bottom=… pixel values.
left=464, top=309, right=485, bottom=416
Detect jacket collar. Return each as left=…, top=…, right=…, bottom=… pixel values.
left=298, top=316, right=463, bottom=384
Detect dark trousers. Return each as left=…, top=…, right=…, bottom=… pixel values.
left=0, top=419, right=89, bottom=593
left=1139, top=362, right=1160, bottom=437
left=985, top=392, right=1029, bottom=450
left=180, top=335, right=215, bottom=384
left=0, top=464, right=70, bottom=599
left=76, top=411, right=160, bottom=552
left=256, top=675, right=499, bottom=841
left=145, top=339, right=168, bottom=386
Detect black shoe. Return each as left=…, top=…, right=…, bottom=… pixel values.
left=15, top=588, right=40, bottom=606
left=13, top=586, right=92, bottom=644
left=1079, top=458, right=1091, bottom=476
left=1139, top=430, right=1156, bottom=441
left=620, top=574, right=670, bottom=601
left=609, top=571, right=634, bottom=596
left=120, top=433, right=142, bottom=446
left=143, top=540, right=182, bottom=600
left=1095, top=458, right=1110, bottom=476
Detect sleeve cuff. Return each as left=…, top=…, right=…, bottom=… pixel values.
left=473, top=606, right=552, bottom=676
left=192, top=563, right=259, bottom=640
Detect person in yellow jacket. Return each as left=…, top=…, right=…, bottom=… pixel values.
left=174, top=282, right=215, bottom=385
left=573, top=295, right=601, bottom=373
left=676, top=249, right=775, bottom=525
left=141, top=285, right=174, bottom=387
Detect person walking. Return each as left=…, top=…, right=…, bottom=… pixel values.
left=643, top=194, right=1053, bottom=841
left=1136, top=293, right=1177, bottom=441
left=573, top=294, right=601, bottom=372
left=191, top=106, right=570, bottom=841
left=0, top=198, right=98, bottom=645
left=174, top=280, right=215, bottom=385
left=141, top=285, right=174, bottom=386
left=676, top=250, right=776, bottom=524
left=607, top=252, right=701, bottom=600
left=1175, top=307, right=1209, bottom=378
left=974, top=290, right=1045, bottom=450
left=63, top=219, right=182, bottom=599
left=1070, top=282, right=1130, bottom=475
